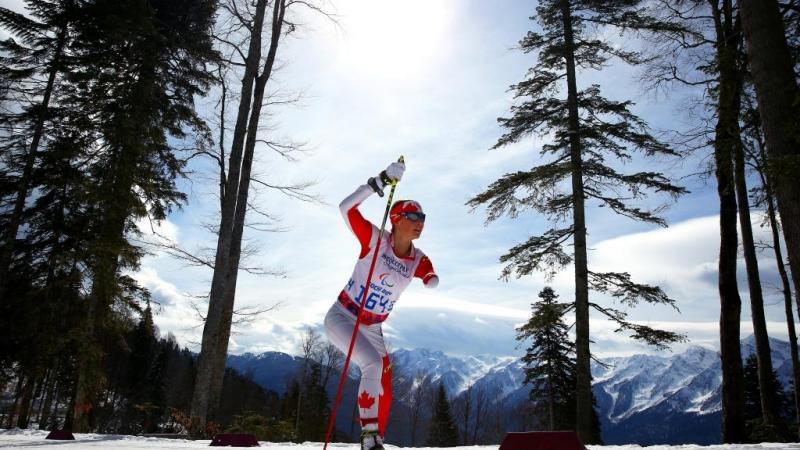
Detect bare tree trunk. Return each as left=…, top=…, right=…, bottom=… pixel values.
left=409, top=375, right=424, bottom=446
left=217, top=0, right=286, bottom=409
left=0, top=20, right=68, bottom=299
left=295, top=329, right=318, bottom=435
left=735, top=143, right=778, bottom=425
left=711, top=1, right=746, bottom=441
left=15, top=376, right=36, bottom=429
left=191, top=0, right=287, bottom=427
left=779, top=245, right=800, bottom=439
left=471, top=388, right=487, bottom=445
left=44, top=379, right=62, bottom=431
left=739, top=0, right=800, bottom=296
left=190, top=0, right=268, bottom=426
left=6, top=373, right=26, bottom=428
left=547, top=379, right=555, bottom=431
left=63, top=381, right=76, bottom=431
left=734, top=90, right=778, bottom=428
left=460, top=383, right=471, bottom=445
left=321, top=344, right=342, bottom=389
left=557, top=0, right=593, bottom=442
left=36, top=371, right=54, bottom=429
left=755, top=135, right=800, bottom=437
left=216, top=66, right=227, bottom=206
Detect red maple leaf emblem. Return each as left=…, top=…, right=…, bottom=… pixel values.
left=358, top=390, right=376, bottom=410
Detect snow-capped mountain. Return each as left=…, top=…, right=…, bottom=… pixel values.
left=226, top=351, right=306, bottom=395
left=225, top=335, right=795, bottom=445
left=593, top=335, right=793, bottom=421
left=390, top=348, right=518, bottom=396
left=592, top=346, right=722, bottom=422
left=589, top=346, right=723, bottom=444
left=590, top=336, right=793, bottom=444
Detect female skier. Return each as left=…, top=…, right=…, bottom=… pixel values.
left=324, top=161, right=439, bottom=450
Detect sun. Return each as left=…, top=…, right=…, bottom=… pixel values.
left=336, top=0, right=453, bottom=81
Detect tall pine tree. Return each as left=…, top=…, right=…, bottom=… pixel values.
left=63, top=0, right=218, bottom=431
left=0, top=0, right=76, bottom=298
left=516, top=287, right=576, bottom=431
left=742, top=354, right=795, bottom=442
left=467, top=1, right=686, bottom=441
left=516, top=287, right=601, bottom=439
left=427, top=384, right=459, bottom=447
left=0, top=0, right=89, bottom=420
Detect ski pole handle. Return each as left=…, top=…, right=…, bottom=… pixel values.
left=392, top=155, right=405, bottom=186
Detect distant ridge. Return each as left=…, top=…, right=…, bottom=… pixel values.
left=226, top=335, right=794, bottom=445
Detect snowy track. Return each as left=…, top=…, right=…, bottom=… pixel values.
left=3, top=430, right=800, bottom=450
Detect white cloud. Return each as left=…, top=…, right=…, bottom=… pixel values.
left=134, top=266, right=186, bottom=307
left=401, top=291, right=528, bottom=319
left=135, top=217, right=181, bottom=244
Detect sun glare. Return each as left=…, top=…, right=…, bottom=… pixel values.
left=336, top=0, right=453, bottom=81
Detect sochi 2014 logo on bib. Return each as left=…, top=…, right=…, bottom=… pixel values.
left=378, top=273, right=395, bottom=287
left=381, top=253, right=411, bottom=278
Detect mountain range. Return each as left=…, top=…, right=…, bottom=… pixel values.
left=226, top=335, right=795, bottom=445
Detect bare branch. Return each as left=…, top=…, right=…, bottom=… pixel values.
left=222, top=0, right=254, bottom=33
left=232, top=301, right=284, bottom=328
left=254, top=138, right=311, bottom=161
left=286, top=0, right=341, bottom=27
left=249, top=176, right=322, bottom=202
left=212, top=35, right=248, bottom=63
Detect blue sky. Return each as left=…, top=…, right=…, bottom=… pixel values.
left=6, top=0, right=795, bottom=358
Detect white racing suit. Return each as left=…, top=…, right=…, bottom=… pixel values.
left=324, top=182, right=437, bottom=437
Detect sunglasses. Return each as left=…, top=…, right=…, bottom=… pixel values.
left=402, top=212, right=426, bottom=222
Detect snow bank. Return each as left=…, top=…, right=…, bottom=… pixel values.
left=3, top=429, right=800, bottom=450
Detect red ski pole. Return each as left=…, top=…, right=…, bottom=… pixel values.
left=322, top=156, right=404, bottom=450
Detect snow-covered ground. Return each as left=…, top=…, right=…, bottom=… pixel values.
left=3, top=430, right=800, bottom=450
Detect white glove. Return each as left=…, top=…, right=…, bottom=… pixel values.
left=368, top=161, right=405, bottom=197
left=384, top=161, right=405, bottom=183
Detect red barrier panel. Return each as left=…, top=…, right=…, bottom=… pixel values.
left=499, top=431, right=587, bottom=450
left=210, top=433, right=260, bottom=447
left=45, top=430, right=75, bottom=440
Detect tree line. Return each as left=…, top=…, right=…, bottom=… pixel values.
left=470, top=0, right=800, bottom=444
left=0, top=0, right=323, bottom=437
left=0, top=307, right=334, bottom=442
left=1, top=0, right=219, bottom=434
left=0, top=302, right=284, bottom=437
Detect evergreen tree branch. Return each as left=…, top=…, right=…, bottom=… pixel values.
left=466, top=159, right=571, bottom=222
left=0, top=7, right=45, bottom=45
left=499, top=227, right=574, bottom=280
left=588, top=270, right=680, bottom=310
left=589, top=302, right=687, bottom=349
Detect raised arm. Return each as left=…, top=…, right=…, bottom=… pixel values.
left=339, top=162, right=406, bottom=258
left=339, top=184, right=379, bottom=258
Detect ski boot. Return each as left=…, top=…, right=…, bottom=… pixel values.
left=360, top=429, right=385, bottom=450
